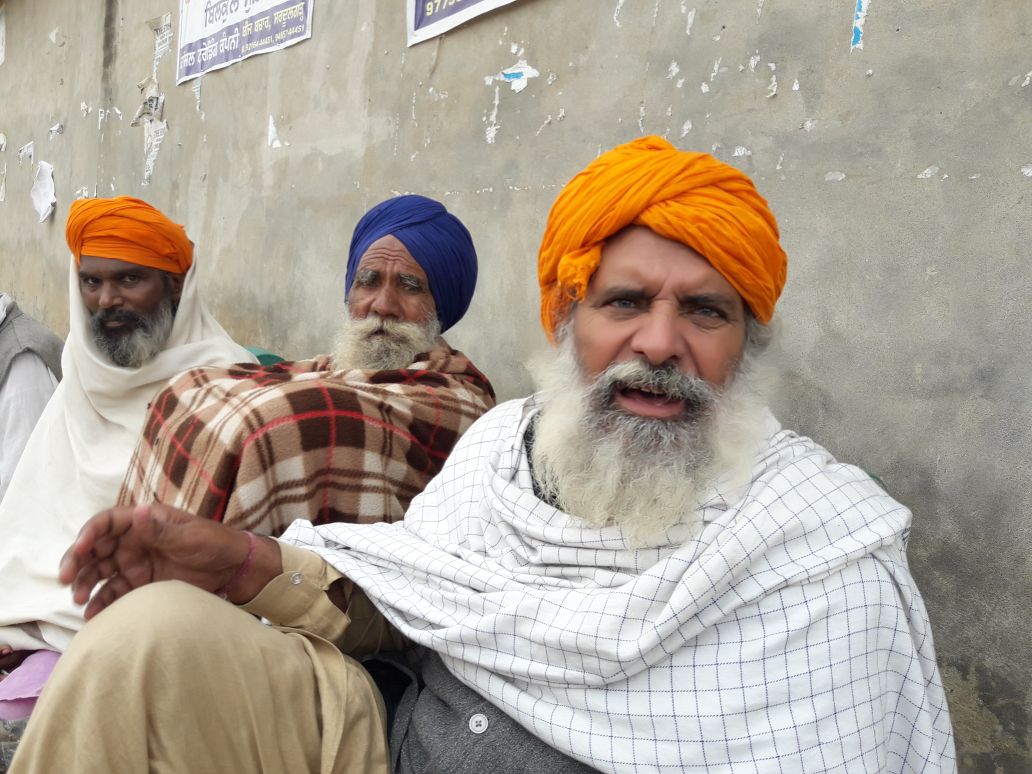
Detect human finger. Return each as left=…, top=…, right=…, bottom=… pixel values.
left=82, top=573, right=135, bottom=621
left=59, top=506, right=143, bottom=583
left=69, top=556, right=124, bottom=605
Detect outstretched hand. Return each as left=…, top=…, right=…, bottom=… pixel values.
left=60, top=504, right=282, bottom=619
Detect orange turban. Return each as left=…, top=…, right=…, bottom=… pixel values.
left=65, top=196, right=193, bottom=274
left=538, top=136, right=787, bottom=340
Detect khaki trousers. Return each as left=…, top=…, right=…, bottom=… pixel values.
left=10, top=581, right=389, bottom=774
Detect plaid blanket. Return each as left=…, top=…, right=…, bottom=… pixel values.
left=117, top=342, right=495, bottom=535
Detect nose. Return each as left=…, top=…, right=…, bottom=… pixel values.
left=97, top=283, right=122, bottom=310
left=369, top=286, right=403, bottom=320
left=629, top=306, right=689, bottom=369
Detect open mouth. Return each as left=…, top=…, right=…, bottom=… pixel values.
left=614, top=385, right=686, bottom=418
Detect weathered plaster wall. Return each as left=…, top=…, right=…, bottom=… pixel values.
left=0, top=0, right=1029, bottom=768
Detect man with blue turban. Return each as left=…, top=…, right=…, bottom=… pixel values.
left=111, top=194, right=495, bottom=537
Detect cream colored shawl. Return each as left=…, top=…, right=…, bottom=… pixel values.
left=0, top=259, right=254, bottom=651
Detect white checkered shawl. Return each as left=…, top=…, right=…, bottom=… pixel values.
left=283, top=397, right=956, bottom=773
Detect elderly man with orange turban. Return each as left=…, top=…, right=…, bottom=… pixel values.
left=0, top=197, right=253, bottom=720
left=11, top=142, right=954, bottom=774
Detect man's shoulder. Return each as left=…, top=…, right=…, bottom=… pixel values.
left=742, top=419, right=912, bottom=542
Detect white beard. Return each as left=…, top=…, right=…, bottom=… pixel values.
left=528, top=335, right=773, bottom=546
left=330, top=311, right=441, bottom=371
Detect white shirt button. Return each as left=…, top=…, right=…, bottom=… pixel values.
left=289, top=572, right=304, bottom=585
left=468, top=713, right=489, bottom=734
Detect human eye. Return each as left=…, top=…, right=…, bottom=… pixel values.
left=79, top=275, right=100, bottom=288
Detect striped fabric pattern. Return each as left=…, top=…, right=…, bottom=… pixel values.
left=118, top=342, right=495, bottom=535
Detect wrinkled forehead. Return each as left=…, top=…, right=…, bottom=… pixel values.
left=354, top=235, right=428, bottom=281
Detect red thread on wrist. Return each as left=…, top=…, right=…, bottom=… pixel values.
left=216, top=530, right=258, bottom=601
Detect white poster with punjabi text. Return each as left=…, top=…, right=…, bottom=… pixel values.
left=177, top=0, right=313, bottom=84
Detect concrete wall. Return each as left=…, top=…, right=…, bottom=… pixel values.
left=1, top=0, right=1029, bottom=768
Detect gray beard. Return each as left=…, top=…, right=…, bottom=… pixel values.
left=528, top=335, right=772, bottom=546
left=89, top=297, right=175, bottom=368
left=330, top=312, right=441, bottom=371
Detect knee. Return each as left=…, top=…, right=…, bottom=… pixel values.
left=66, top=581, right=241, bottom=664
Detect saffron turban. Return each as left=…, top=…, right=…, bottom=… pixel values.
left=65, top=196, right=193, bottom=274
left=538, top=135, right=787, bottom=339
left=346, top=195, right=478, bottom=333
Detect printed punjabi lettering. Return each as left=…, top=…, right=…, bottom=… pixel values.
left=241, top=18, right=253, bottom=35
left=204, top=0, right=231, bottom=27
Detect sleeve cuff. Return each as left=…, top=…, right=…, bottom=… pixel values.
left=240, top=542, right=350, bottom=641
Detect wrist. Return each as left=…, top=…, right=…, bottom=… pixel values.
left=223, top=534, right=282, bottom=605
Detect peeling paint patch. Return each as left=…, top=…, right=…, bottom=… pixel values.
left=749, top=53, right=761, bottom=73
left=756, top=0, right=767, bottom=20
left=685, top=7, right=696, bottom=35
left=484, top=85, right=500, bottom=144
left=776, top=153, right=784, bottom=170
left=0, top=164, right=6, bottom=203
left=613, top=0, right=626, bottom=27
left=267, top=115, right=288, bottom=148
left=851, top=0, right=871, bottom=50
left=16, top=141, right=33, bottom=165
left=48, top=123, right=63, bottom=140
left=667, top=61, right=680, bottom=79
left=638, top=101, right=646, bottom=133
left=80, top=101, right=92, bottom=117
left=484, top=59, right=539, bottom=93
left=709, top=58, right=722, bottom=82
left=792, top=79, right=800, bottom=91
left=733, top=146, right=752, bottom=157
left=1021, top=165, right=1032, bottom=177
left=0, top=133, right=5, bottom=152
left=700, top=82, right=710, bottom=94
left=802, top=118, right=817, bottom=131
left=680, top=119, right=692, bottom=137
left=766, top=74, right=778, bottom=98
left=825, top=171, right=846, bottom=181
left=917, top=165, right=940, bottom=179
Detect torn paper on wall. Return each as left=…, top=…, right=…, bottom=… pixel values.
left=148, top=13, right=173, bottom=77
left=0, top=163, right=6, bottom=203
left=484, top=59, right=539, bottom=93
left=851, top=0, right=871, bottom=50
left=130, top=76, right=167, bottom=185
left=48, top=123, right=64, bottom=140
left=31, top=161, right=56, bottom=222
left=0, top=133, right=6, bottom=152
left=143, top=120, right=167, bottom=184
left=17, top=141, right=33, bottom=165
left=130, top=77, right=165, bottom=126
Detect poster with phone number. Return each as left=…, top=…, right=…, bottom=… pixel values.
left=407, top=0, right=521, bottom=46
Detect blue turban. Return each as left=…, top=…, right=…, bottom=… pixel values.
left=345, top=195, right=478, bottom=333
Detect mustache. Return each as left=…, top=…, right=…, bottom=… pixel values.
left=588, top=359, right=718, bottom=413
left=92, top=308, right=148, bottom=329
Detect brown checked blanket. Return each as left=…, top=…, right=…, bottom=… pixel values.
left=117, top=342, right=495, bottom=535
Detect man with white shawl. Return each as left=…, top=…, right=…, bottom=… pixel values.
left=0, top=197, right=254, bottom=710
left=11, top=141, right=955, bottom=774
